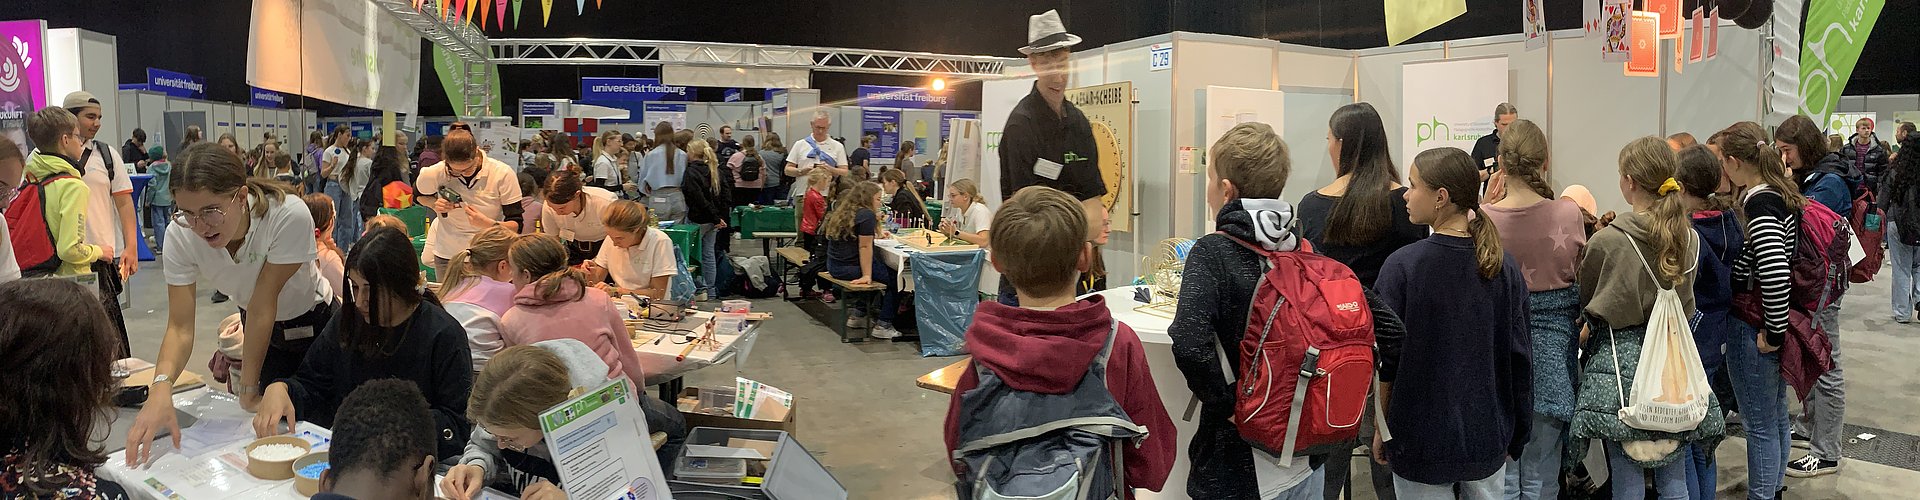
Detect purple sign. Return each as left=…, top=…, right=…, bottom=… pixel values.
left=0, top=20, right=48, bottom=157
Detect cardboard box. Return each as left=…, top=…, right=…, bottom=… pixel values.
left=680, top=387, right=799, bottom=436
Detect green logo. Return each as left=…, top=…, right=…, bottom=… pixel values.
left=1799, top=0, right=1886, bottom=119
left=1415, top=117, right=1449, bottom=147
left=1064, top=152, right=1087, bottom=163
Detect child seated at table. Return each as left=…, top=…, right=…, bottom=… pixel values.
left=440, top=341, right=685, bottom=500
left=794, top=168, right=833, bottom=300
left=823, top=181, right=903, bottom=339
left=440, top=226, right=521, bottom=372
left=501, top=233, right=648, bottom=386
left=315, top=379, right=441, bottom=500
left=583, top=200, right=679, bottom=301
left=880, top=168, right=931, bottom=227
left=938, top=178, right=992, bottom=247
left=942, top=186, right=1177, bottom=495
left=0, top=279, right=133, bottom=499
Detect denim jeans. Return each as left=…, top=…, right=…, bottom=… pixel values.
left=1504, top=415, right=1566, bottom=500
left=1393, top=464, right=1505, bottom=500
left=828, top=256, right=900, bottom=324
left=696, top=223, right=719, bottom=296
left=1683, top=442, right=1715, bottom=500
left=322, top=180, right=362, bottom=250
left=1270, top=465, right=1327, bottom=500
left=1725, top=319, right=1789, bottom=500
left=1794, top=298, right=1846, bottom=462
left=1887, top=221, right=1920, bottom=321
left=1604, top=441, right=1686, bottom=500
left=645, top=188, right=688, bottom=224
left=147, top=204, right=173, bottom=252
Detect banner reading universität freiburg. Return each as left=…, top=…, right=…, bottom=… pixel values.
left=1797, top=0, right=1885, bottom=123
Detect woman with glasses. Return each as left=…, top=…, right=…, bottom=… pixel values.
left=122, top=142, right=338, bottom=467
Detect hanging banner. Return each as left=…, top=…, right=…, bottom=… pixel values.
left=1799, top=0, right=1886, bottom=122
left=1523, top=0, right=1547, bottom=50
left=146, top=67, right=207, bottom=99
left=0, top=20, right=47, bottom=158
left=580, top=77, right=691, bottom=102
left=643, top=103, right=687, bottom=131
left=1400, top=57, right=1510, bottom=161
left=1064, top=82, right=1134, bottom=231
left=861, top=108, right=901, bottom=162
left=250, top=86, right=286, bottom=108
left=1384, top=0, right=1466, bottom=46
left=247, top=0, right=422, bottom=113
left=856, top=85, right=954, bottom=110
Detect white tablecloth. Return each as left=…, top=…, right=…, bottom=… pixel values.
left=631, top=309, right=762, bottom=386
left=1082, top=286, right=1191, bottom=500
left=99, top=389, right=335, bottom=500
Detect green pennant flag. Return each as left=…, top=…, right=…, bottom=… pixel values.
left=1799, top=0, right=1886, bottom=121
left=511, top=0, right=522, bottom=29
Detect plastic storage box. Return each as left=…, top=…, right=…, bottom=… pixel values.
left=668, top=427, right=846, bottom=500
left=673, top=456, right=747, bottom=485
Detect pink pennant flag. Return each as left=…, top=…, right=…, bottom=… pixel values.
left=495, top=0, right=509, bottom=30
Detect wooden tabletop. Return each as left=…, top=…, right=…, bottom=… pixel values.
left=916, top=357, right=971, bottom=394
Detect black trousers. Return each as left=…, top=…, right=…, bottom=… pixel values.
left=93, top=261, right=131, bottom=359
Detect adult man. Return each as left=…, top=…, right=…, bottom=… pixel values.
left=416, top=124, right=525, bottom=278
left=122, top=127, right=150, bottom=171
left=64, top=92, right=135, bottom=336
left=785, top=110, right=849, bottom=199
left=1471, top=103, right=1519, bottom=173
left=716, top=125, right=741, bottom=165
left=998, top=9, right=1107, bottom=306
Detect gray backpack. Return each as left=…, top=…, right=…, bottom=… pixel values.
left=951, top=321, right=1146, bottom=500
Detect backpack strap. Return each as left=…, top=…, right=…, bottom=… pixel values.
left=1619, top=228, right=1700, bottom=291
left=1277, top=345, right=1320, bottom=464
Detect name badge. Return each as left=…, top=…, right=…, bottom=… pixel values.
left=1482, top=157, right=1496, bottom=169
left=1033, top=158, right=1065, bottom=180
left=653, top=197, right=668, bottom=204
left=283, top=325, right=316, bottom=341
left=559, top=228, right=577, bottom=241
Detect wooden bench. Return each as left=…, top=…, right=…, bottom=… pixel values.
left=818, top=272, right=886, bottom=342
left=916, top=357, right=971, bottom=394
left=773, top=247, right=811, bottom=299
left=751, top=231, right=800, bottom=257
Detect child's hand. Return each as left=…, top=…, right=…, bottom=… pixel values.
left=522, top=480, right=566, bottom=500
left=852, top=276, right=873, bottom=285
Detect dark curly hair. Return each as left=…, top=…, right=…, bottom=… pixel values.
left=327, top=379, right=437, bottom=482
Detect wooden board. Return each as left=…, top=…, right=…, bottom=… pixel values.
left=916, top=357, right=972, bottom=394
left=893, top=229, right=981, bottom=252
left=122, top=369, right=206, bottom=393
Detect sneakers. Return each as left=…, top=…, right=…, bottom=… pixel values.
left=695, top=292, right=709, bottom=302
left=1791, top=430, right=1812, bottom=449
left=1785, top=455, right=1840, bottom=478
left=846, top=314, right=869, bottom=329
left=820, top=291, right=836, bottom=303
left=871, top=322, right=900, bottom=340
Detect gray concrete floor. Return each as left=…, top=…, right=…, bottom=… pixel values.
left=116, top=248, right=1920, bottom=499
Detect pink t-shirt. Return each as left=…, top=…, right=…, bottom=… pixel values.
left=1483, top=198, right=1588, bottom=292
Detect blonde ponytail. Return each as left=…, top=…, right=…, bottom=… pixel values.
left=1619, top=136, right=1693, bottom=287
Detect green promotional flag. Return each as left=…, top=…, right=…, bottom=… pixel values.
left=433, top=44, right=467, bottom=113
left=1799, top=0, right=1885, bottom=122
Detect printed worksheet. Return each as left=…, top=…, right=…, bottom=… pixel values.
left=539, top=378, right=672, bottom=500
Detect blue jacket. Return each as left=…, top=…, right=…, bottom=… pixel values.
left=1800, top=153, right=1855, bottom=214
left=1690, top=210, right=1744, bottom=372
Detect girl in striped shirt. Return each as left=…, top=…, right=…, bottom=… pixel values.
left=1712, top=123, right=1797, bottom=498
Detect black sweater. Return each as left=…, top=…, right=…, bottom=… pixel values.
left=1297, top=188, right=1428, bottom=287
left=682, top=160, right=730, bottom=225
left=1374, top=234, right=1532, bottom=485
left=280, top=301, right=473, bottom=459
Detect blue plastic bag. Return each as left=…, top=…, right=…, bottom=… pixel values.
left=910, top=250, right=986, bottom=357
left=668, top=250, right=697, bottom=303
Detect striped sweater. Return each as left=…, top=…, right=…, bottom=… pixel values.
left=1730, top=187, right=1794, bottom=346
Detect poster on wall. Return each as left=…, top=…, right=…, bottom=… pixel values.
left=861, top=108, right=901, bottom=163
left=643, top=103, right=687, bottom=132
left=1601, top=0, right=1631, bottom=62
left=1626, top=11, right=1660, bottom=77
left=1399, top=57, right=1510, bottom=164
left=0, top=20, right=48, bottom=158
left=939, top=112, right=978, bottom=144
left=1523, top=0, right=1548, bottom=51
left=1064, top=82, right=1134, bottom=231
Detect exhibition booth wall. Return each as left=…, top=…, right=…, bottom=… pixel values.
left=121, top=89, right=319, bottom=156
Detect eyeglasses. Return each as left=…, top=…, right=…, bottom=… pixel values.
left=448, top=123, right=472, bottom=131
left=171, top=191, right=243, bottom=228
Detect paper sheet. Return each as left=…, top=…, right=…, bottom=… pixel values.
left=539, top=378, right=671, bottom=500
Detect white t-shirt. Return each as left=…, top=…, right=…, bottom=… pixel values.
left=417, top=156, right=525, bottom=259
left=785, top=135, right=846, bottom=199
left=592, top=227, right=677, bottom=289
left=164, top=193, right=333, bottom=320
left=344, top=157, right=372, bottom=203
left=80, top=141, right=133, bottom=250
left=594, top=153, right=623, bottom=186
left=954, top=202, right=993, bottom=234
left=542, top=186, right=617, bottom=243
left=322, top=146, right=350, bottom=181
left=0, top=217, right=18, bottom=283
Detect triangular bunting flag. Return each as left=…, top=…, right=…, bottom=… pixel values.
left=476, top=0, right=490, bottom=30
left=439, top=0, right=450, bottom=20
left=495, top=0, right=508, bottom=30
left=541, top=0, right=553, bottom=26
left=596, top=0, right=603, bottom=8
left=464, top=0, right=480, bottom=25
left=512, top=0, right=523, bottom=28
left=576, top=0, right=585, bottom=16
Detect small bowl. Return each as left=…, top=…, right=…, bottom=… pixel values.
left=244, top=436, right=312, bottom=480
left=292, top=451, right=330, bottom=497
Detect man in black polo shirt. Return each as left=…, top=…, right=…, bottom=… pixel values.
left=996, top=9, right=1106, bottom=306
left=1471, top=102, right=1519, bottom=175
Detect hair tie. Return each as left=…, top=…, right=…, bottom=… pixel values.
left=1658, top=178, right=1683, bottom=196
left=1756, top=140, right=1768, bottom=148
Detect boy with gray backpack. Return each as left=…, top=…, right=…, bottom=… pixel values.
left=945, top=186, right=1175, bottom=499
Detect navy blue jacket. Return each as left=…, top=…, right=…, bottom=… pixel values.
left=1690, top=210, right=1744, bottom=372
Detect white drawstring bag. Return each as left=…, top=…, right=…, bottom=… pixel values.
left=1610, top=234, right=1712, bottom=433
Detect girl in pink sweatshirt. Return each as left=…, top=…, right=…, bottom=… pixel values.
left=499, top=233, right=646, bottom=386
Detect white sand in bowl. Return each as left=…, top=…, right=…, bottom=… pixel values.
left=249, top=443, right=308, bottom=462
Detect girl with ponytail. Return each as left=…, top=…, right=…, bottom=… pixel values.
left=1712, top=123, right=1801, bottom=493
left=1372, top=147, right=1531, bottom=497
left=1481, top=119, right=1589, bottom=499
left=1571, top=137, right=1724, bottom=499
left=441, top=226, right=523, bottom=372
left=1673, top=143, right=1747, bottom=497
left=499, top=233, right=648, bottom=387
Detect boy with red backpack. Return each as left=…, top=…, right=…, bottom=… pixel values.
left=1168, top=123, right=1406, bottom=499
left=944, top=186, right=1175, bottom=499
left=7, top=106, right=107, bottom=278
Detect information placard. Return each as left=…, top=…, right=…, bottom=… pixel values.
left=538, top=378, right=670, bottom=500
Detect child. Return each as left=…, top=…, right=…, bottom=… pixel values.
left=517, top=172, right=543, bottom=235
left=584, top=200, right=679, bottom=300
left=315, top=379, right=442, bottom=500
left=366, top=213, right=409, bottom=236
left=143, top=145, right=173, bottom=253
left=0, top=279, right=133, bottom=498
left=440, top=226, right=522, bottom=372
left=442, top=341, right=683, bottom=499
left=1375, top=147, right=1531, bottom=499
left=880, top=168, right=931, bottom=227
left=0, top=137, right=23, bottom=283
left=1169, top=123, right=1403, bottom=499
left=1571, top=137, right=1724, bottom=499
left=795, top=168, right=834, bottom=300
left=937, top=178, right=992, bottom=247
left=822, top=181, right=902, bottom=339
left=1480, top=119, right=1587, bottom=500
left=1673, top=143, right=1744, bottom=498
left=1711, top=125, right=1795, bottom=497
left=501, top=233, right=648, bottom=385
left=944, top=185, right=1176, bottom=497
left=20, top=106, right=107, bottom=277
left=303, top=194, right=346, bottom=300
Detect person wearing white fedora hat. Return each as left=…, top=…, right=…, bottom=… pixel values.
left=997, top=9, right=1105, bottom=307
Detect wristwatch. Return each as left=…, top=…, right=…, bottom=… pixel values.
left=150, top=373, right=172, bottom=388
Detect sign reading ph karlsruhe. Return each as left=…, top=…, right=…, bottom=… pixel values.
left=579, top=77, right=691, bottom=102
left=250, top=86, right=285, bottom=108
left=857, top=85, right=953, bottom=110
left=146, top=67, right=206, bottom=99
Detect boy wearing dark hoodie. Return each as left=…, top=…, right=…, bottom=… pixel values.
left=942, top=186, right=1176, bottom=496
left=1168, top=123, right=1405, bottom=499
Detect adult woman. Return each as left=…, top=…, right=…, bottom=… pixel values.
left=499, top=233, right=647, bottom=386
left=0, top=280, right=131, bottom=498
left=759, top=132, right=787, bottom=204
left=125, top=143, right=338, bottom=466
left=638, top=122, right=688, bottom=223
left=252, top=227, right=473, bottom=461
left=540, top=170, right=616, bottom=265
left=727, top=135, right=764, bottom=207
left=683, top=140, right=730, bottom=301
left=894, top=140, right=919, bottom=179
left=1885, top=136, right=1920, bottom=324
left=441, top=226, right=522, bottom=372
left=585, top=201, right=681, bottom=300
left=591, top=130, right=625, bottom=191
left=1298, top=102, right=1424, bottom=498
left=938, top=178, right=992, bottom=247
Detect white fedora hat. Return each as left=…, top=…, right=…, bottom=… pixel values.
left=1019, top=9, right=1082, bottom=55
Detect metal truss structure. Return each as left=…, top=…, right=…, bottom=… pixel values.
left=488, top=38, right=1018, bottom=78
left=371, top=0, right=495, bottom=116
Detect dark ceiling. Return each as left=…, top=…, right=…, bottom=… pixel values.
left=8, top=0, right=1913, bottom=118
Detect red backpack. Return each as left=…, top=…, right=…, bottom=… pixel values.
left=1732, top=196, right=1844, bottom=399
left=4, top=172, right=77, bottom=277
left=1221, top=235, right=1376, bottom=462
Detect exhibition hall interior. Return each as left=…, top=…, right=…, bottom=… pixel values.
left=3, top=0, right=1918, bottom=498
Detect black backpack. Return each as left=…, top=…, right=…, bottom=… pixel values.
left=739, top=151, right=763, bottom=182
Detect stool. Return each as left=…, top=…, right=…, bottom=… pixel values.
left=818, top=272, right=885, bottom=342
left=774, top=247, right=810, bottom=299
